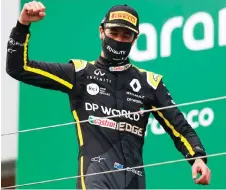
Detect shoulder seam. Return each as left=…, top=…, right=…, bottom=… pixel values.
left=146, top=72, right=163, bottom=90
left=69, top=59, right=88, bottom=72
left=132, top=65, right=146, bottom=73
left=132, top=65, right=163, bottom=90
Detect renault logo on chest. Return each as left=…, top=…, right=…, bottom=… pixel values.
left=130, top=79, right=141, bottom=92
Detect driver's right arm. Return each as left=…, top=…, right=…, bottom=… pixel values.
left=6, top=21, right=75, bottom=93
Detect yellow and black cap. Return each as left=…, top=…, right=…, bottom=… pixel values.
left=101, top=4, right=139, bottom=34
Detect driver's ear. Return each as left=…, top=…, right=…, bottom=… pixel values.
left=99, top=26, right=104, bottom=40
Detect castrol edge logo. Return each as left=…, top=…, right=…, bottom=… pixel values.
left=109, top=11, right=137, bottom=26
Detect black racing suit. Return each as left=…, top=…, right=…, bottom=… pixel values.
left=6, top=21, right=207, bottom=189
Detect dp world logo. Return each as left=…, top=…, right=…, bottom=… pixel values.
left=130, top=79, right=141, bottom=92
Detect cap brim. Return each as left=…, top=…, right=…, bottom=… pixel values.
left=104, top=23, right=139, bottom=34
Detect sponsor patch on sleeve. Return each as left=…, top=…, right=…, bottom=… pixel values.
left=146, top=72, right=163, bottom=90
left=70, top=59, right=87, bottom=72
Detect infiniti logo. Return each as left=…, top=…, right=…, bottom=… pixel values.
left=94, top=69, right=105, bottom=76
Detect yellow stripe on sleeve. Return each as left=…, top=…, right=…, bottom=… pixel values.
left=23, top=34, right=73, bottom=89
left=152, top=106, right=195, bottom=156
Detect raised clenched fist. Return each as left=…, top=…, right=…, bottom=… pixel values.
left=19, top=1, right=46, bottom=25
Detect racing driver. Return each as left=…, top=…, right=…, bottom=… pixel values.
left=6, top=1, right=211, bottom=189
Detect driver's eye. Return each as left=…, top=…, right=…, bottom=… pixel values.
left=124, top=34, right=131, bottom=39
left=110, top=32, right=118, bottom=36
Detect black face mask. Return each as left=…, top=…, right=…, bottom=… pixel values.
left=102, top=34, right=133, bottom=65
